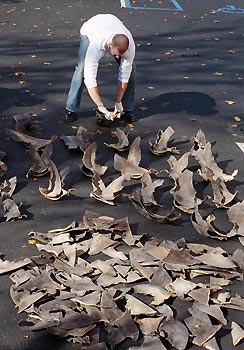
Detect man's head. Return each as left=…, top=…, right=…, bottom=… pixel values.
left=109, top=34, right=129, bottom=58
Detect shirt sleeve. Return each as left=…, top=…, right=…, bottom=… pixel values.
left=83, top=44, right=105, bottom=88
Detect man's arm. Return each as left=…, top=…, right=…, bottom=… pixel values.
left=88, top=86, right=114, bottom=120
left=116, top=81, right=128, bottom=103
left=87, top=86, right=104, bottom=107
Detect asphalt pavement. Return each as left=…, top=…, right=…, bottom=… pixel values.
left=1, top=1, right=244, bottom=349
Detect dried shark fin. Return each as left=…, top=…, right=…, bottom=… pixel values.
left=202, top=336, right=221, bottom=350
left=196, top=247, right=236, bottom=269
left=91, top=173, right=129, bottom=205
left=133, top=284, right=171, bottom=305
left=82, top=210, right=132, bottom=236
left=0, top=152, right=7, bottom=178
left=123, top=189, right=180, bottom=222
left=107, top=310, right=139, bottom=346
left=78, top=142, right=108, bottom=177
left=166, top=152, right=190, bottom=182
left=137, top=316, right=165, bottom=336
left=129, top=336, right=167, bottom=350
left=149, top=126, right=180, bottom=155
left=127, top=136, right=142, bottom=165
left=125, top=294, right=157, bottom=316
left=191, top=205, right=228, bottom=240
left=104, top=127, right=130, bottom=151
left=221, top=296, right=244, bottom=312
left=39, top=160, right=73, bottom=200
left=231, top=321, right=244, bottom=346
left=2, top=198, right=25, bottom=221
left=89, top=233, right=115, bottom=255
left=113, top=136, right=148, bottom=179
left=168, top=277, right=197, bottom=297
left=4, top=128, right=57, bottom=150
left=227, top=200, right=244, bottom=237
left=7, top=207, right=244, bottom=348
left=114, top=153, right=147, bottom=179
left=0, top=257, right=32, bottom=275
left=185, top=313, right=222, bottom=346
left=207, top=169, right=237, bottom=208
left=60, top=167, right=70, bottom=187
left=191, top=135, right=238, bottom=183
left=0, top=161, right=7, bottom=178
left=13, top=114, right=42, bottom=133
left=60, top=126, right=90, bottom=151
left=159, top=318, right=188, bottom=350
left=171, top=169, right=203, bottom=214
left=192, top=129, right=207, bottom=150
left=26, top=143, right=52, bottom=177
left=188, top=286, right=210, bottom=306
left=0, top=176, right=17, bottom=199
left=6, top=210, right=244, bottom=348
left=140, top=173, right=164, bottom=205
left=191, top=302, right=227, bottom=326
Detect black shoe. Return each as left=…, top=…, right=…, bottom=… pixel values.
left=63, top=109, right=77, bottom=122
left=122, top=111, right=138, bottom=123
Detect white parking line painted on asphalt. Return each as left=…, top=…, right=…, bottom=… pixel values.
left=236, top=142, right=244, bottom=153
left=120, top=0, right=183, bottom=11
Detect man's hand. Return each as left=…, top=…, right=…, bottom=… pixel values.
left=97, top=106, right=114, bottom=120
left=113, top=102, right=124, bottom=118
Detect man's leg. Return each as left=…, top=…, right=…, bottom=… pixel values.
left=122, top=63, right=136, bottom=114
left=64, top=35, right=89, bottom=121
left=115, top=58, right=137, bottom=123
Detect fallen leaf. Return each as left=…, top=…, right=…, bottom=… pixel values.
left=138, top=106, right=149, bottom=111
left=28, top=239, right=37, bottom=245
left=14, top=71, right=26, bottom=77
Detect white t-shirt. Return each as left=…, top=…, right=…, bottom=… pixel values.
left=80, top=14, right=135, bottom=88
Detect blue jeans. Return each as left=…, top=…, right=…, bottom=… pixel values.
left=66, top=36, right=136, bottom=113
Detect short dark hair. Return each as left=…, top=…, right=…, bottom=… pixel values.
left=112, top=34, right=129, bottom=54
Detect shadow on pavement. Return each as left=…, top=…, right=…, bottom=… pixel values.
left=0, top=87, right=45, bottom=114
left=138, top=91, right=218, bottom=116
left=19, top=331, right=81, bottom=350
